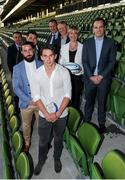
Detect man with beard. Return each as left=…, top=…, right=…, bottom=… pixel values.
left=12, top=41, right=42, bottom=152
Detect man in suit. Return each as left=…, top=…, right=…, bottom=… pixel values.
left=57, top=21, right=70, bottom=47
left=46, top=19, right=61, bottom=62
left=12, top=41, right=42, bottom=152
left=7, top=31, right=23, bottom=75
left=26, top=30, right=41, bottom=61
left=82, top=18, right=116, bottom=133
left=7, top=31, right=23, bottom=114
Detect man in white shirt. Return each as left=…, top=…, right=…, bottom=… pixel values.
left=33, top=45, right=71, bottom=175
left=12, top=41, right=42, bottom=152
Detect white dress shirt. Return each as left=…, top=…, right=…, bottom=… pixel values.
left=24, top=60, right=37, bottom=99
left=32, top=64, right=72, bottom=118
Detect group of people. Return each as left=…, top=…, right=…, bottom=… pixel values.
left=7, top=17, right=116, bottom=175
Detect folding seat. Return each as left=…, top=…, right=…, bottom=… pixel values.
left=107, top=78, right=122, bottom=117
left=102, top=150, right=125, bottom=179
left=77, top=123, right=101, bottom=166
left=116, top=61, right=125, bottom=81
left=113, top=95, right=125, bottom=125
left=90, top=150, right=125, bottom=179
left=4, top=89, right=10, bottom=99
left=7, top=104, right=15, bottom=118
left=9, top=115, right=19, bottom=135
left=90, top=163, right=102, bottom=179
left=70, top=136, right=88, bottom=176
left=64, top=107, right=81, bottom=150
left=5, top=95, right=12, bottom=107
left=70, top=123, right=101, bottom=176
left=12, top=131, right=23, bottom=160
left=16, top=152, right=30, bottom=179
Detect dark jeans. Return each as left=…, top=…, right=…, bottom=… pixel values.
left=38, top=116, right=67, bottom=161
left=71, top=74, right=83, bottom=110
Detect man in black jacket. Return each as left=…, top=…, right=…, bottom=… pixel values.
left=7, top=31, right=23, bottom=75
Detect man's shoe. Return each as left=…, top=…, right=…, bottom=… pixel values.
left=34, top=160, right=45, bottom=175
left=23, top=144, right=30, bottom=152
left=54, top=159, right=62, bottom=173
left=99, top=124, right=106, bottom=134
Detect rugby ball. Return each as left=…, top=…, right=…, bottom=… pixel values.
left=64, top=62, right=82, bottom=75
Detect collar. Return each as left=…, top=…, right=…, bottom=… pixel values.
left=94, top=36, right=104, bottom=41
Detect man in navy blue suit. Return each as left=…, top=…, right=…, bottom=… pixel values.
left=46, top=19, right=61, bottom=62
left=7, top=31, right=23, bottom=114
left=82, top=18, right=116, bottom=133
left=7, top=31, right=23, bottom=75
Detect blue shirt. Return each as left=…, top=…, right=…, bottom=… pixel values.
left=94, top=36, right=104, bottom=75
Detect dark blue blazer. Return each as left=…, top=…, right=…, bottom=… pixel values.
left=82, top=36, right=116, bottom=79
left=7, top=43, right=23, bottom=74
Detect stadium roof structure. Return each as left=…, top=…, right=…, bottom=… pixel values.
left=1, top=0, right=50, bottom=23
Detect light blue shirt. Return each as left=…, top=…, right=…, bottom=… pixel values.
left=94, top=36, right=104, bottom=75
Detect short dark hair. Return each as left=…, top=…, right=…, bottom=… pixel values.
left=58, top=21, right=67, bottom=26
left=21, top=41, right=35, bottom=50
left=13, top=31, right=22, bottom=36
left=92, top=18, right=106, bottom=27
left=49, top=19, right=57, bottom=25
left=26, top=30, right=38, bottom=37
left=40, top=44, right=56, bottom=56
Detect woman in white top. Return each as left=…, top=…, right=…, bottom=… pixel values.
left=59, top=25, right=84, bottom=110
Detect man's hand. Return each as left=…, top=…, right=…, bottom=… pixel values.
left=29, top=100, right=36, bottom=106
left=90, top=75, right=103, bottom=85
left=45, top=112, right=57, bottom=122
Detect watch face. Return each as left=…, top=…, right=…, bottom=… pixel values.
left=64, top=62, right=82, bottom=74
left=46, top=102, right=58, bottom=113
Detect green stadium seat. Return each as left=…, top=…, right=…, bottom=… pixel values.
left=90, top=163, right=102, bottom=179
left=9, top=115, right=19, bottom=135
left=12, top=131, right=23, bottom=160
left=16, top=152, right=30, bottom=179
left=70, top=136, right=88, bottom=176
left=64, top=107, right=81, bottom=150
left=102, top=150, right=125, bottom=179
left=77, top=123, right=101, bottom=167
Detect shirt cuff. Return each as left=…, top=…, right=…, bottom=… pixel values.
left=33, top=95, right=41, bottom=102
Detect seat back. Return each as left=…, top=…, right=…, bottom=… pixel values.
left=5, top=95, right=12, bottom=107
left=68, top=107, right=81, bottom=134
left=90, top=163, right=102, bottom=179
left=16, top=152, right=30, bottom=179
left=102, top=150, right=125, bottom=179
left=77, top=123, right=101, bottom=157
left=9, top=115, right=19, bottom=135
left=12, top=131, right=23, bottom=160
left=8, top=104, right=15, bottom=118
left=70, top=136, right=88, bottom=176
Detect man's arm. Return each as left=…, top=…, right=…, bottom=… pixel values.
left=12, top=66, right=31, bottom=103
left=82, top=42, right=93, bottom=78
left=56, top=97, right=70, bottom=119
left=99, top=39, right=116, bottom=78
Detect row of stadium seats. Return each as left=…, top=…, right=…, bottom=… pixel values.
left=0, top=68, right=30, bottom=179
left=63, top=107, right=125, bottom=179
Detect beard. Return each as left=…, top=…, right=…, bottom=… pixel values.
left=24, top=54, right=35, bottom=63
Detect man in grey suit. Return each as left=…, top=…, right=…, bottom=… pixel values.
left=82, top=18, right=116, bottom=133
